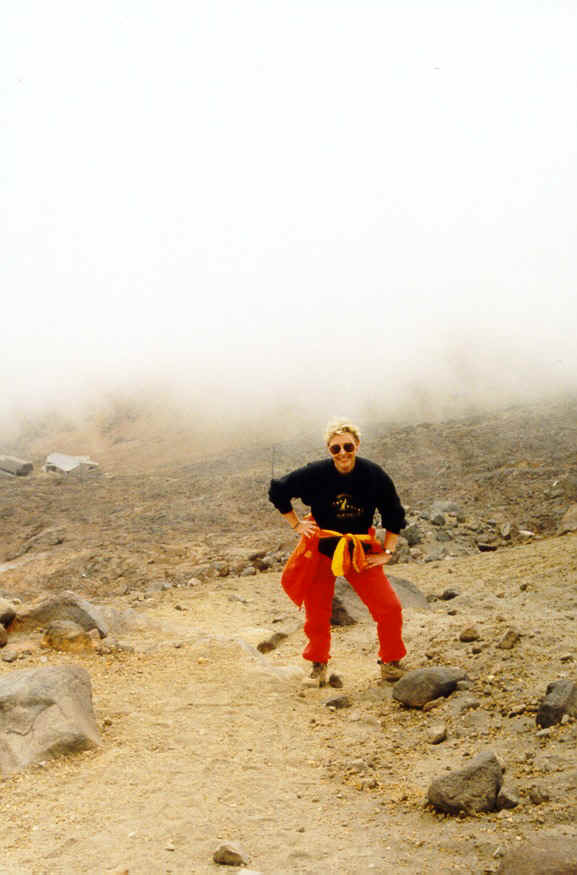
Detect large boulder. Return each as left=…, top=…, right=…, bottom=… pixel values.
left=537, top=679, right=577, bottom=728
left=12, top=591, right=109, bottom=638
left=332, top=575, right=430, bottom=623
left=0, top=597, right=17, bottom=627
left=427, top=750, right=503, bottom=814
left=0, top=665, right=101, bottom=776
left=393, top=666, right=469, bottom=708
left=558, top=504, right=577, bottom=535
left=0, top=455, right=33, bottom=476
left=497, top=835, right=577, bottom=874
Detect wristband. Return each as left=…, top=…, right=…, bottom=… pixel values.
left=292, top=521, right=300, bottom=529
left=384, top=548, right=393, bottom=555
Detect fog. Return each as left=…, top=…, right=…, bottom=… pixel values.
left=2, top=2, right=576, bottom=443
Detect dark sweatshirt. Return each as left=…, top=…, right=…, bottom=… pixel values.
left=269, top=457, right=405, bottom=558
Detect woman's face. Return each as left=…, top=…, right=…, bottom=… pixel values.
left=327, top=432, right=359, bottom=474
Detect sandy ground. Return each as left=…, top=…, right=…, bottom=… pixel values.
left=1, top=532, right=576, bottom=875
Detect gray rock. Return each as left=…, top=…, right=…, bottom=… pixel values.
left=330, top=595, right=356, bottom=626
left=0, top=665, right=100, bottom=776
left=427, top=750, right=503, bottom=814
left=240, top=566, right=257, bottom=577
left=42, top=620, right=95, bottom=653
left=393, top=666, right=469, bottom=708
left=256, top=631, right=288, bottom=653
left=440, top=588, right=460, bottom=601
left=431, top=513, right=446, bottom=526
left=528, top=784, right=550, bottom=805
left=427, top=723, right=447, bottom=744
left=0, top=455, right=33, bottom=476
left=497, top=627, right=521, bottom=650
left=333, top=575, right=430, bottom=621
left=424, top=546, right=447, bottom=562
left=325, top=695, right=351, bottom=709
left=431, top=501, right=462, bottom=516
left=558, top=503, right=577, bottom=535
left=0, top=597, right=16, bottom=627
left=13, top=591, right=109, bottom=638
left=496, top=835, right=577, bottom=874
left=389, top=576, right=431, bottom=613
left=13, top=526, right=66, bottom=558
left=497, top=784, right=520, bottom=809
left=537, top=679, right=577, bottom=728
left=404, top=524, right=423, bottom=546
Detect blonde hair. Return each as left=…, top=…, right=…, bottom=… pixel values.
left=324, top=418, right=361, bottom=446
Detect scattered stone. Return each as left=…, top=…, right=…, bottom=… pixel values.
left=427, top=750, right=503, bottom=814
left=459, top=626, right=480, bottom=642
left=13, top=591, right=109, bottom=638
left=240, top=566, right=257, bottom=577
left=0, top=665, right=100, bottom=776
left=477, top=542, right=498, bottom=552
left=528, top=784, right=550, bottom=805
left=537, top=679, right=577, bottom=728
left=10, top=526, right=66, bottom=559
left=325, top=695, right=351, bottom=709
left=1, top=646, right=18, bottom=663
left=497, top=628, right=521, bottom=650
left=496, top=784, right=520, bottom=810
left=455, top=696, right=480, bottom=714
left=440, top=589, right=459, bottom=601
left=41, top=620, right=95, bottom=653
left=558, top=503, right=577, bottom=535
left=330, top=595, right=356, bottom=626
left=536, top=727, right=552, bottom=738
left=389, top=577, right=431, bottom=612
left=403, top=524, right=423, bottom=546
left=213, top=842, right=248, bottom=866
left=393, top=666, right=469, bottom=709
left=256, top=631, right=288, bottom=653
left=425, top=547, right=447, bottom=562
left=496, top=835, right=577, bottom=874
left=0, top=626, right=7, bottom=647
left=328, top=673, right=343, bottom=689
left=427, top=723, right=447, bottom=744
left=431, top=513, right=446, bottom=526
left=0, top=455, right=33, bottom=476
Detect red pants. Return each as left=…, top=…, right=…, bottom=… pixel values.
left=302, top=553, right=406, bottom=664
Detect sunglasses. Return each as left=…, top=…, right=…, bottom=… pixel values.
left=329, top=442, right=356, bottom=455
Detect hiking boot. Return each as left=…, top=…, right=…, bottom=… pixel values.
left=310, top=661, right=328, bottom=687
left=378, top=660, right=404, bottom=683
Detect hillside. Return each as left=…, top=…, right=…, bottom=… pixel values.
left=0, top=395, right=576, bottom=874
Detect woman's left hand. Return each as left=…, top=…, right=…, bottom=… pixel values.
left=364, top=552, right=392, bottom=568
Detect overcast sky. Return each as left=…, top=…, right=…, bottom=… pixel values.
left=2, top=1, right=576, bottom=427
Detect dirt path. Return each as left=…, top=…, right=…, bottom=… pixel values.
left=1, top=534, right=577, bottom=874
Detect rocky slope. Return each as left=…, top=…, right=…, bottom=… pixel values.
left=0, top=395, right=576, bottom=874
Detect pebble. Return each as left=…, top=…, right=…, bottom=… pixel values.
left=427, top=723, right=447, bottom=744
left=325, top=695, right=352, bottom=709
left=213, top=842, right=248, bottom=866
left=459, top=626, right=480, bottom=642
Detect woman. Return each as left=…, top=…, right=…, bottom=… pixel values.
left=268, top=418, right=407, bottom=686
